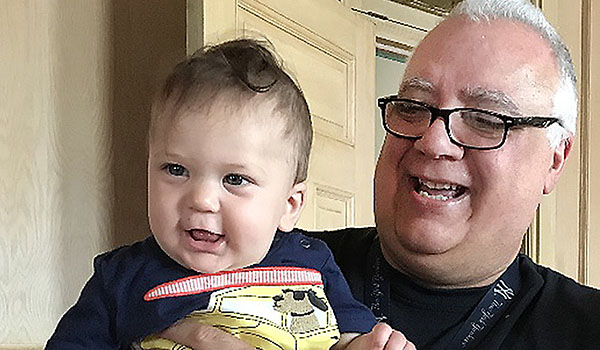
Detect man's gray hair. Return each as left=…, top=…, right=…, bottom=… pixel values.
left=449, top=0, right=577, bottom=148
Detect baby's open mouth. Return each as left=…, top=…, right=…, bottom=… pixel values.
left=186, top=229, right=223, bottom=243
left=412, top=177, right=467, bottom=201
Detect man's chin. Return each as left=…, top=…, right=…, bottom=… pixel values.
left=394, top=222, right=466, bottom=255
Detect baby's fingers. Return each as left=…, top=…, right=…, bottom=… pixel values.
left=384, top=331, right=416, bottom=350
left=369, top=323, right=416, bottom=350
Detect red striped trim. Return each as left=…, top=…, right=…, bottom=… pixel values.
left=144, top=266, right=323, bottom=301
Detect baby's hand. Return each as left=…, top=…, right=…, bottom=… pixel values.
left=348, top=323, right=416, bottom=350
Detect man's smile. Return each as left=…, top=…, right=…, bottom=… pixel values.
left=412, top=177, right=467, bottom=202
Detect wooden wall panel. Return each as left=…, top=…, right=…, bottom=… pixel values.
left=537, top=0, right=599, bottom=288
left=1, top=1, right=185, bottom=347
left=587, top=0, right=600, bottom=287
left=535, top=0, right=583, bottom=282
left=1, top=2, right=113, bottom=346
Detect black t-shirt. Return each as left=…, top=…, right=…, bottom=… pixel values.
left=386, top=259, right=488, bottom=348
left=46, top=232, right=376, bottom=349
left=306, top=227, right=600, bottom=350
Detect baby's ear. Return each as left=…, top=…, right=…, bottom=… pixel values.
left=278, top=182, right=307, bottom=232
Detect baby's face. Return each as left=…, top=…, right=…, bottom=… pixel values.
left=148, top=103, right=305, bottom=273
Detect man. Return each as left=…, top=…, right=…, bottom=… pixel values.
left=156, top=0, right=600, bottom=349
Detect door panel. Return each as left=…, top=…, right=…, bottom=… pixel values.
left=189, top=0, right=375, bottom=229
left=238, top=6, right=355, bottom=144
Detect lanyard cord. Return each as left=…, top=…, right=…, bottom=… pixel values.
left=366, top=241, right=521, bottom=349
left=366, top=239, right=390, bottom=322
left=446, top=258, right=520, bottom=349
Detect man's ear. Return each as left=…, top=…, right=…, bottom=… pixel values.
left=543, top=136, right=573, bottom=195
left=278, top=182, right=307, bottom=232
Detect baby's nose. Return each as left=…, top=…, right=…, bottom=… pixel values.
left=187, top=181, right=220, bottom=213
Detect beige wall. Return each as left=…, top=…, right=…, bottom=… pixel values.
left=1, top=1, right=185, bottom=347
left=535, top=0, right=600, bottom=288
left=588, top=0, right=600, bottom=288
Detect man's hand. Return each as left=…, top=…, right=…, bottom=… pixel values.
left=341, top=323, right=417, bottom=350
left=158, top=319, right=254, bottom=350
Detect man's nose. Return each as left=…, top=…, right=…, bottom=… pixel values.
left=414, top=117, right=464, bottom=160
left=187, top=181, right=220, bottom=213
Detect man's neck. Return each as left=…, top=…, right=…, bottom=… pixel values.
left=380, top=248, right=518, bottom=289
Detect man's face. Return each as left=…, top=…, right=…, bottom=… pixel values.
left=374, top=17, right=570, bottom=287
left=148, top=102, right=305, bottom=273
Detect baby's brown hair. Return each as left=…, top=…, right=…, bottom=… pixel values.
left=150, top=38, right=312, bottom=183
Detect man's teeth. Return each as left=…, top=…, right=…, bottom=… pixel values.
left=419, top=179, right=460, bottom=191
left=418, top=191, right=450, bottom=201
left=416, top=178, right=463, bottom=201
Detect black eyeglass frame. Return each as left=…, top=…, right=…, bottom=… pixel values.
left=377, top=96, right=562, bottom=150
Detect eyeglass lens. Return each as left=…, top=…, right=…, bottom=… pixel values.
left=384, top=100, right=506, bottom=148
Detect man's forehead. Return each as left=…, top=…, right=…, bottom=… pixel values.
left=405, top=16, right=557, bottom=72
left=399, top=76, right=522, bottom=114
left=399, top=16, right=559, bottom=114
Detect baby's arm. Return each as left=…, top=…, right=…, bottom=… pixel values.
left=333, top=323, right=416, bottom=350
left=45, top=256, right=118, bottom=349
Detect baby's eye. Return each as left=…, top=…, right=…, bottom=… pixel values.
left=223, top=174, right=250, bottom=186
left=163, top=163, right=188, bottom=177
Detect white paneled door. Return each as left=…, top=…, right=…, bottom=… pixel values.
left=188, top=0, right=376, bottom=229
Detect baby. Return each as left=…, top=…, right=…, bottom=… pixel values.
left=46, top=38, right=406, bottom=350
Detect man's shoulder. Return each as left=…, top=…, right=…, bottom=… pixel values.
left=525, top=256, right=600, bottom=307
left=300, top=226, right=378, bottom=258
left=515, top=256, right=600, bottom=332
left=501, top=256, right=600, bottom=348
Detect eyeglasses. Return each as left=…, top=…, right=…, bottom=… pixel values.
left=377, top=96, right=562, bottom=150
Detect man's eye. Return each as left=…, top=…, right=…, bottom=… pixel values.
left=461, top=111, right=504, bottom=130
left=163, top=163, right=188, bottom=177
left=223, top=174, right=249, bottom=186
left=396, top=104, right=421, bottom=115
left=390, top=102, right=429, bottom=122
